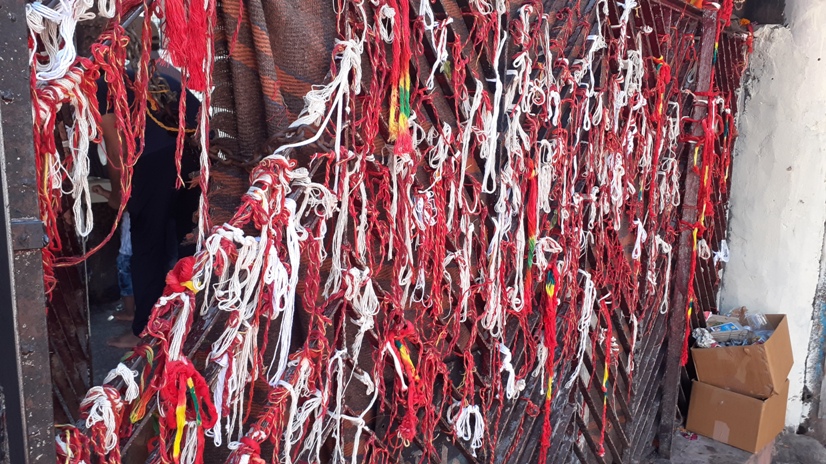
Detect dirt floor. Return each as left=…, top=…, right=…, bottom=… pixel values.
left=646, top=430, right=826, bottom=464
left=90, top=300, right=135, bottom=385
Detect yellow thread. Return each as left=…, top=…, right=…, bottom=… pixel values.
left=173, top=380, right=191, bottom=459
left=42, top=153, right=51, bottom=195
left=64, top=429, right=72, bottom=464
left=398, top=112, right=409, bottom=136
left=389, top=87, right=399, bottom=140
left=399, top=344, right=419, bottom=381
left=603, top=362, right=609, bottom=392
left=700, top=165, right=710, bottom=225
left=173, top=402, right=185, bottom=458
left=146, top=108, right=196, bottom=134
left=130, top=396, right=147, bottom=423
left=546, top=376, right=553, bottom=400
left=402, top=71, right=411, bottom=99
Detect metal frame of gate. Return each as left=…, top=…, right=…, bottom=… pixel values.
left=0, top=1, right=55, bottom=462
left=375, top=3, right=748, bottom=463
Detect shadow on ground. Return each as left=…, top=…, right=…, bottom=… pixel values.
left=645, top=430, right=826, bottom=464
left=90, top=301, right=134, bottom=385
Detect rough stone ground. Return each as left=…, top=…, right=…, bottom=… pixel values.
left=773, top=433, right=826, bottom=464
left=645, top=431, right=826, bottom=464
left=90, top=300, right=134, bottom=385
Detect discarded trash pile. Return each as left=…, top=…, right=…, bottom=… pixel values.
left=687, top=310, right=793, bottom=452
left=693, top=308, right=776, bottom=347
left=27, top=0, right=751, bottom=461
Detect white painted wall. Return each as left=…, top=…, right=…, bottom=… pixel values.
left=720, top=2, right=826, bottom=427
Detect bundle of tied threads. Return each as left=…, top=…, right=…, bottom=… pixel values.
left=32, top=0, right=750, bottom=462
left=27, top=0, right=214, bottom=292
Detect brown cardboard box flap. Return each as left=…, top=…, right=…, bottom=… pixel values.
left=686, top=379, right=789, bottom=453
left=691, top=314, right=793, bottom=399
left=764, top=315, right=794, bottom=392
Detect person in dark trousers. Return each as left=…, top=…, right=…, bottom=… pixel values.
left=98, top=58, right=201, bottom=348
left=91, top=187, right=136, bottom=321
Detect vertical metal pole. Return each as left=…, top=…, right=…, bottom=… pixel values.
left=0, top=0, right=55, bottom=462
left=657, top=8, right=718, bottom=458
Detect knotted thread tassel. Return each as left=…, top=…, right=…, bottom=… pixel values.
left=538, top=266, right=559, bottom=462
left=597, top=299, right=613, bottom=457
left=388, top=0, right=413, bottom=155
left=525, top=162, right=538, bottom=315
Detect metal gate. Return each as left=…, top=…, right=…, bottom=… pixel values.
left=0, top=0, right=750, bottom=461
left=200, top=0, right=750, bottom=462
left=96, top=0, right=751, bottom=462
left=362, top=4, right=749, bottom=462
left=677, top=27, right=750, bottom=427
left=47, top=223, right=92, bottom=425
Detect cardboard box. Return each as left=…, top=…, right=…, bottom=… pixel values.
left=691, top=314, right=793, bottom=399
left=686, top=379, right=789, bottom=453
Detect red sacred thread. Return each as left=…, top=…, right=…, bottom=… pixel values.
left=29, top=2, right=158, bottom=287
left=79, top=386, right=125, bottom=464
left=596, top=297, right=613, bottom=457
left=55, top=425, right=93, bottom=464
left=720, top=0, right=734, bottom=26
left=165, top=256, right=196, bottom=292
left=158, top=358, right=218, bottom=464
left=174, top=72, right=188, bottom=187
left=648, top=56, right=672, bottom=219
left=158, top=0, right=215, bottom=185
left=30, top=61, right=101, bottom=292
left=538, top=264, right=560, bottom=463
left=50, top=22, right=152, bottom=270
left=53, top=0, right=752, bottom=460
left=226, top=437, right=265, bottom=464
left=387, top=0, right=413, bottom=155
left=197, top=0, right=216, bottom=240
left=228, top=0, right=245, bottom=55
left=160, top=0, right=209, bottom=92
left=525, top=160, right=539, bottom=316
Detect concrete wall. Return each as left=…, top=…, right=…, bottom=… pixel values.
left=720, top=2, right=826, bottom=427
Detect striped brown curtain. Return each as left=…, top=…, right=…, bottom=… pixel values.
left=209, top=0, right=336, bottom=224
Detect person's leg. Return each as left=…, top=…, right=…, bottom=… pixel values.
left=108, top=245, right=165, bottom=348
left=130, top=241, right=168, bottom=337
left=114, top=252, right=135, bottom=321
left=109, top=192, right=173, bottom=347
left=165, top=217, right=179, bottom=269
left=173, top=166, right=200, bottom=259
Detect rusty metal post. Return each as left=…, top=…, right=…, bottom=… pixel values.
left=0, top=0, right=55, bottom=463
left=657, top=8, right=718, bottom=458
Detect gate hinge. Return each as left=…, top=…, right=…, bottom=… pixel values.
left=10, top=219, right=47, bottom=251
